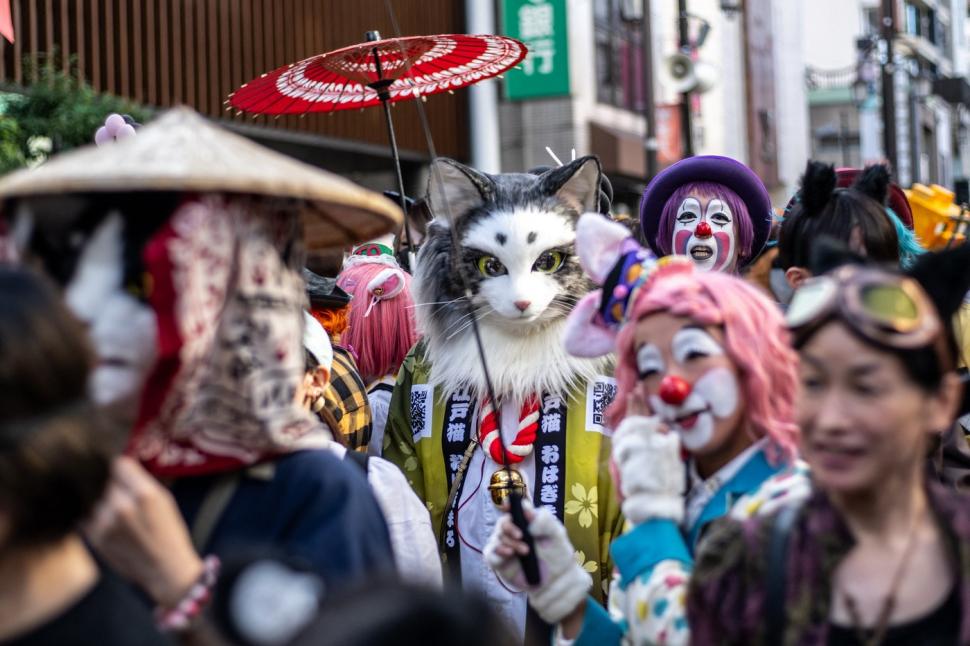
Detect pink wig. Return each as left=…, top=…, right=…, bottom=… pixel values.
left=337, top=261, right=419, bottom=383
left=606, top=268, right=799, bottom=464
left=655, top=181, right=755, bottom=265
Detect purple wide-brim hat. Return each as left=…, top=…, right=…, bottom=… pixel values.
left=639, top=155, right=773, bottom=269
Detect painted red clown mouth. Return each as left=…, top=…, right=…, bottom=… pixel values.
left=673, top=407, right=708, bottom=430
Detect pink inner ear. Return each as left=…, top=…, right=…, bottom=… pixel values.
left=367, top=268, right=406, bottom=300
left=562, top=291, right=617, bottom=358
left=381, top=275, right=402, bottom=293
left=575, top=214, right=635, bottom=284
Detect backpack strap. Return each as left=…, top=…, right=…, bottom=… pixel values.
left=189, top=463, right=276, bottom=553
left=765, top=503, right=801, bottom=646
left=191, top=473, right=241, bottom=553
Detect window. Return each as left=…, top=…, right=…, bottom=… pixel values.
left=862, top=7, right=880, bottom=36
left=905, top=2, right=921, bottom=37
left=595, top=0, right=646, bottom=112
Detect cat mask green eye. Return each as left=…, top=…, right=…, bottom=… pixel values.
left=533, top=250, right=565, bottom=273
left=477, top=255, right=507, bottom=277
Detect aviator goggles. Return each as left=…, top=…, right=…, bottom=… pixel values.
left=786, top=264, right=952, bottom=371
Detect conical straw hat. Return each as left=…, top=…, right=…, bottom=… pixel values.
left=0, top=107, right=402, bottom=250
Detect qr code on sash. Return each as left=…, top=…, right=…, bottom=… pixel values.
left=586, top=376, right=618, bottom=434
left=410, top=385, right=433, bottom=442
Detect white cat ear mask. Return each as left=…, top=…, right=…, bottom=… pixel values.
left=363, top=267, right=406, bottom=317
left=563, top=213, right=685, bottom=358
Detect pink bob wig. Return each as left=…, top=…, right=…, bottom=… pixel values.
left=607, top=267, right=800, bottom=464
left=336, top=261, right=419, bottom=384
left=655, top=181, right=755, bottom=266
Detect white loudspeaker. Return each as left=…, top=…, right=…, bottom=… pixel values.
left=663, top=53, right=718, bottom=94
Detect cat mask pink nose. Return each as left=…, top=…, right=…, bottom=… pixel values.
left=659, top=375, right=692, bottom=406
left=514, top=300, right=531, bottom=312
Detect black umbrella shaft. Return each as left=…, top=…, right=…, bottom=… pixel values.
left=379, top=96, right=414, bottom=252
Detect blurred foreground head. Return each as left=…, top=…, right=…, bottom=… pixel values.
left=291, top=581, right=520, bottom=646
left=210, top=556, right=520, bottom=646
left=0, top=108, right=401, bottom=478
left=0, top=267, right=109, bottom=549
left=787, top=242, right=970, bottom=495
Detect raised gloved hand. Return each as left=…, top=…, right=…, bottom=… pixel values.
left=484, top=502, right=591, bottom=624
left=611, top=387, right=686, bottom=525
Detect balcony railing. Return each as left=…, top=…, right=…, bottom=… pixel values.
left=805, top=65, right=857, bottom=91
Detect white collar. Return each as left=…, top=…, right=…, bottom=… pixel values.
left=688, top=437, right=768, bottom=493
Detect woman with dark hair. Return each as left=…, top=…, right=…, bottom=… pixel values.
left=777, top=162, right=900, bottom=298
left=0, top=268, right=168, bottom=645
left=687, top=245, right=970, bottom=645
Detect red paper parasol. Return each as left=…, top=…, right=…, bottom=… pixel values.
left=228, top=33, right=526, bottom=115
left=229, top=33, right=526, bottom=266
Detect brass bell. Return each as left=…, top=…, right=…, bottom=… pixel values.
left=488, top=468, right=528, bottom=507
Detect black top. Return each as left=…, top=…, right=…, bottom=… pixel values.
left=2, top=570, right=171, bottom=646
left=828, top=584, right=960, bottom=646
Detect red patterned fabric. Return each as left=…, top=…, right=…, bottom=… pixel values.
left=477, top=397, right=540, bottom=465
left=128, top=195, right=330, bottom=477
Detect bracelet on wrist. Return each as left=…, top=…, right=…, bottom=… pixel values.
left=155, top=555, right=221, bottom=632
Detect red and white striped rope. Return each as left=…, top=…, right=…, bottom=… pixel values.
left=478, top=396, right=540, bottom=465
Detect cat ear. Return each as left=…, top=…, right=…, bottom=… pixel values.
left=366, top=267, right=406, bottom=301
left=427, top=158, right=494, bottom=223
left=907, top=243, right=970, bottom=323
left=575, top=213, right=636, bottom=284
left=540, top=155, right=602, bottom=213
left=563, top=292, right=617, bottom=357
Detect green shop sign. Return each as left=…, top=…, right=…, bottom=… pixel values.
left=501, top=0, right=570, bottom=100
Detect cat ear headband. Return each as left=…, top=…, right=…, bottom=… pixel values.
left=361, top=267, right=406, bottom=318
left=562, top=214, right=693, bottom=358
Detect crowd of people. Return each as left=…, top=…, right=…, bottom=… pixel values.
left=0, top=105, right=968, bottom=646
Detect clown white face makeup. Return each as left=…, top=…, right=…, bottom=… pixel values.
left=672, top=196, right=737, bottom=272
left=633, top=313, right=746, bottom=459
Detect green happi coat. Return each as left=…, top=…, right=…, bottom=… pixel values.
left=384, top=341, right=624, bottom=606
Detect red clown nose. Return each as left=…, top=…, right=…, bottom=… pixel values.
left=694, top=221, right=713, bottom=238
left=658, top=375, right=692, bottom=406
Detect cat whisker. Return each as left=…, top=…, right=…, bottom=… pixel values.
left=441, top=307, right=485, bottom=335
left=408, top=297, right=465, bottom=309
left=446, top=307, right=493, bottom=340
left=441, top=313, right=472, bottom=335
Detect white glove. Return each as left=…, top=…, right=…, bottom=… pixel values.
left=611, top=415, right=685, bottom=525
left=484, top=503, right=592, bottom=624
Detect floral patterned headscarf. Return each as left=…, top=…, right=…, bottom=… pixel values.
left=130, top=195, right=330, bottom=476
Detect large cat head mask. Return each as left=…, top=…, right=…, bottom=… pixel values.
left=414, top=156, right=609, bottom=397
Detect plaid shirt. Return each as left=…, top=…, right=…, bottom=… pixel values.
left=323, top=347, right=372, bottom=452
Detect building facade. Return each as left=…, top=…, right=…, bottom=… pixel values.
left=803, top=0, right=970, bottom=195
left=497, top=0, right=810, bottom=213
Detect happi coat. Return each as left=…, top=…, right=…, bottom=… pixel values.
left=384, top=341, right=624, bottom=638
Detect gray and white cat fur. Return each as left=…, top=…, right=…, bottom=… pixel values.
left=414, top=156, right=611, bottom=400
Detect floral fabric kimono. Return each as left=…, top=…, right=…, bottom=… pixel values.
left=573, top=458, right=810, bottom=646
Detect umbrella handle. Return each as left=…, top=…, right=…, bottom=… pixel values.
left=509, top=489, right=541, bottom=585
